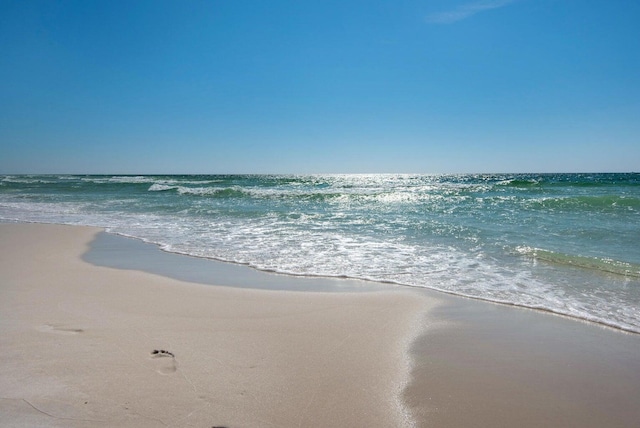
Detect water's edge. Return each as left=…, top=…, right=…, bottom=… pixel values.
left=84, top=228, right=639, bottom=335
left=83, top=230, right=392, bottom=293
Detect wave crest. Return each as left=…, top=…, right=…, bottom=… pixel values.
left=516, top=246, right=640, bottom=278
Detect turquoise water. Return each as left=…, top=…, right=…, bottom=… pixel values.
left=2, top=173, right=639, bottom=332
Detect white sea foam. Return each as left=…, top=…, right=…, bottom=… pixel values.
left=148, top=183, right=176, bottom=192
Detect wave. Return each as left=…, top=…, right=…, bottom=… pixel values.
left=77, top=175, right=220, bottom=186
left=1, top=176, right=58, bottom=184
left=78, top=175, right=157, bottom=184
left=529, top=195, right=640, bottom=211
left=146, top=184, right=433, bottom=205
left=147, top=183, right=175, bottom=192
left=495, top=173, right=640, bottom=188
left=148, top=184, right=250, bottom=198
left=515, top=246, right=640, bottom=278
left=496, top=178, right=541, bottom=187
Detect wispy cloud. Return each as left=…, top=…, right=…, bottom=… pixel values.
left=426, top=0, right=518, bottom=24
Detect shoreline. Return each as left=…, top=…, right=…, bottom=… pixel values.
left=86, top=227, right=640, bottom=335
left=83, top=230, right=393, bottom=293
left=2, top=223, right=640, bottom=427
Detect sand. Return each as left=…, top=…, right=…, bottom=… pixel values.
left=0, top=223, right=433, bottom=427
left=2, top=223, right=640, bottom=427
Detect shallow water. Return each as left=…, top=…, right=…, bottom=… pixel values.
left=2, top=173, right=639, bottom=332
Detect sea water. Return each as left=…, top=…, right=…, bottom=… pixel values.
left=1, top=173, right=639, bottom=333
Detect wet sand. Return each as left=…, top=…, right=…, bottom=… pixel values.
left=405, top=294, right=640, bottom=427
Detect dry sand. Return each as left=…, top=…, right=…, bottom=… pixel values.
left=2, top=223, right=640, bottom=427
left=0, top=223, right=433, bottom=427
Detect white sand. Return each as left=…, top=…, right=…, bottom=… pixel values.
left=0, top=223, right=434, bottom=427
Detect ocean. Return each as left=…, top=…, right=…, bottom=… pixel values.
left=1, top=173, right=639, bottom=333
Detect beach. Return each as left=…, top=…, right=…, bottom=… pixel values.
left=2, top=223, right=640, bottom=427
left=0, top=223, right=431, bottom=427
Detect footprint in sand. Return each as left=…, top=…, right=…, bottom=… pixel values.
left=37, top=324, right=84, bottom=335
left=150, top=349, right=177, bottom=375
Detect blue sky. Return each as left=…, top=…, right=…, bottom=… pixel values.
left=1, top=0, right=638, bottom=174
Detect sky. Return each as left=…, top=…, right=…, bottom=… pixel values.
left=1, top=0, right=639, bottom=174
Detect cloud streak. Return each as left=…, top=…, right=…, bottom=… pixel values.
left=426, top=0, right=518, bottom=24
